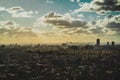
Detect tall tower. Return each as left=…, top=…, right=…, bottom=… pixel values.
left=96, top=39, right=100, bottom=46
left=107, top=42, right=109, bottom=46
left=112, top=41, right=115, bottom=46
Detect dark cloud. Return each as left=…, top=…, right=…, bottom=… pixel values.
left=76, top=0, right=120, bottom=14
left=90, top=27, right=108, bottom=34
left=5, top=21, right=15, bottom=25
left=105, top=14, right=120, bottom=34
left=107, top=22, right=120, bottom=34
left=45, top=19, right=87, bottom=28
left=107, top=22, right=120, bottom=29
left=92, top=0, right=120, bottom=11
left=0, top=21, right=17, bottom=26
left=43, top=12, right=87, bottom=28
left=107, top=14, right=113, bottom=18
left=60, top=28, right=90, bottom=35
left=9, top=6, right=23, bottom=11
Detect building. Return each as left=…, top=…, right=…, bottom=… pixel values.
left=107, top=42, right=109, bottom=46
left=112, top=41, right=115, bottom=46
left=96, top=39, right=100, bottom=46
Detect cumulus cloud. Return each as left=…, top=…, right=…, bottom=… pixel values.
left=105, top=14, right=120, bottom=34
left=42, top=12, right=87, bottom=28
left=0, top=20, right=37, bottom=37
left=0, top=6, right=37, bottom=18
left=86, top=14, right=120, bottom=35
left=36, top=12, right=110, bottom=35
left=42, top=12, right=120, bottom=35
left=35, top=12, right=120, bottom=36
left=74, top=0, right=120, bottom=14
left=0, top=21, right=18, bottom=27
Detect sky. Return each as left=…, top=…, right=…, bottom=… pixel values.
left=0, top=0, right=120, bottom=44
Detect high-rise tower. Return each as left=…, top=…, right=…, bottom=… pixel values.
left=107, top=42, right=109, bottom=46
left=96, top=39, right=100, bottom=46
left=112, top=41, right=115, bottom=46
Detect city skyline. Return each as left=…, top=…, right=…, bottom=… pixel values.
left=0, top=0, right=120, bottom=44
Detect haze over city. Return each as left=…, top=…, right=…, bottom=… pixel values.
left=0, top=0, right=120, bottom=44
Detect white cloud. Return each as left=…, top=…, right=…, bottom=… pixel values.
left=0, top=6, right=5, bottom=11
left=46, top=0, right=54, bottom=4
left=0, top=20, right=38, bottom=37
left=77, top=14, right=84, bottom=18
left=0, top=6, right=38, bottom=18
left=11, top=11, right=34, bottom=18
left=70, top=0, right=80, bottom=3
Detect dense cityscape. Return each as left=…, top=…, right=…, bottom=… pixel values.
left=0, top=0, right=120, bottom=80
left=0, top=39, right=120, bottom=80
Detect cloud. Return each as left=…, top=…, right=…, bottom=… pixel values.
left=42, top=12, right=87, bottom=28
left=92, top=0, right=120, bottom=11
left=0, top=20, right=37, bottom=37
left=0, top=6, right=37, bottom=18
left=87, top=14, right=120, bottom=35
left=73, top=0, right=120, bottom=14
left=5, top=21, right=15, bottom=25
left=0, top=21, right=18, bottom=27
left=105, top=14, right=120, bottom=34
left=11, top=11, right=34, bottom=18
left=70, top=0, right=80, bottom=3
left=9, top=6, right=24, bottom=11
left=37, top=12, right=108, bottom=35
left=0, top=6, right=5, bottom=11
left=60, top=27, right=91, bottom=35
left=77, top=14, right=84, bottom=18
left=46, top=0, right=54, bottom=4
left=45, top=12, right=62, bottom=18
left=35, top=12, right=120, bottom=36
left=90, top=27, right=108, bottom=34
